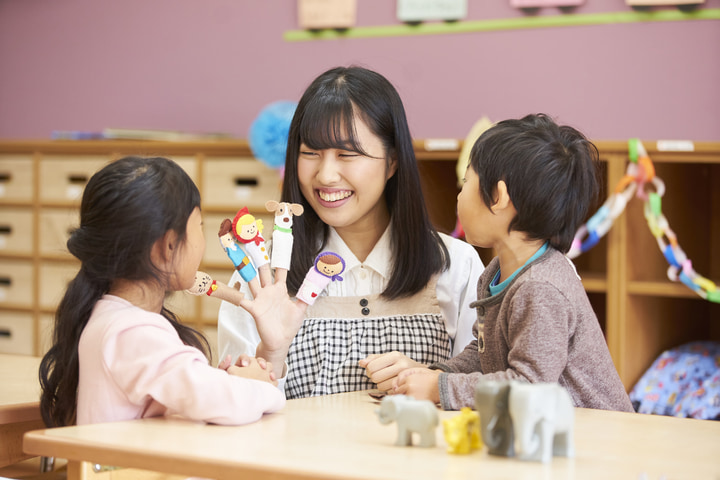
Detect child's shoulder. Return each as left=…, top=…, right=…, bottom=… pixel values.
left=91, top=295, right=172, bottom=333
left=525, top=249, right=587, bottom=298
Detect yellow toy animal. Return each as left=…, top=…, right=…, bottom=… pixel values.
left=442, top=407, right=482, bottom=454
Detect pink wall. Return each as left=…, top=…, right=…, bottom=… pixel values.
left=1, top=0, right=718, bottom=141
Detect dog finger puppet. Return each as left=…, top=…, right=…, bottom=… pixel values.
left=266, top=200, right=304, bottom=271
left=231, top=207, right=270, bottom=273
left=185, top=271, right=245, bottom=306
left=218, top=218, right=258, bottom=284
left=296, top=251, right=345, bottom=305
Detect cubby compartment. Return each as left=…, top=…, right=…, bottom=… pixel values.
left=202, top=157, right=282, bottom=210
left=39, top=155, right=111, bottom=205
left=0, top=259, right=33, bottom=308
left=0, top=207, right=34, bottom=256
left=0, top=154, right=34, bottom=203
left=38, top=208, right=78, bottom=259
left=624, top=295, right=720, bottom=390
left=0, top=311, right=34, bottom=355
left=626, top=162, right=718, bottom=286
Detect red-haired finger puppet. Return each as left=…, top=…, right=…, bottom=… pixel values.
left=232, top=207, right=271, bottom=283
left=296, top=251, right=345, bottom=305
left=186, top=271, right=245, bottom=306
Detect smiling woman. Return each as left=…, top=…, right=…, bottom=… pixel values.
left=218, top=66, right=485, bottom=400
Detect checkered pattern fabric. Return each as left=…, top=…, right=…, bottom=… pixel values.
left=284, top=313, right=451, bottom=399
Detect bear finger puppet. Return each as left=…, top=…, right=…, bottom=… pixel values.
left=296, top=251, right=345, bottom=305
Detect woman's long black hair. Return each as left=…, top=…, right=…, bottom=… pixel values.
left=39, top=156, right=210, bottom=427
left=282, top=66, right=449, bottom=298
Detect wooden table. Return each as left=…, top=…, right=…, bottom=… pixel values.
left=24, top=390, right=720, bottom=480
left=0, top=353, right=43, bottom=467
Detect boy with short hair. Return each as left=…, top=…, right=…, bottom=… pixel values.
left=394, top=114, right=633, bottom=412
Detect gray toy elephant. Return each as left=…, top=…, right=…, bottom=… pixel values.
left=474, top=380, right=515, bottom=457
left=375, top=395, right=439, bottom=447
left=475, top=379, right=575, bottom=463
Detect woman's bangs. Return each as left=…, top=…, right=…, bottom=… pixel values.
left=299, top=101, right=367, bottom=155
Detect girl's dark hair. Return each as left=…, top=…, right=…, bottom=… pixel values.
left=39, top=156, right=210, bottom=427
left=281, top=66, right=449, bottom=298
left=469, top=113, right=599, bottom=253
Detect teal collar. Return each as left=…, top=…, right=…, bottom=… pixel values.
left=489, top=242, right=549, bottom=296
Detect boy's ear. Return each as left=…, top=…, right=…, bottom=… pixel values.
left=492, top=180, right=512, bottom=211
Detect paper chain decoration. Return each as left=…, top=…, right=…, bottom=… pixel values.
left=567, top=139, right=719, bottom=304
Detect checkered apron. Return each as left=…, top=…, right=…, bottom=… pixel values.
left=284, top=276, right=451, bottom=399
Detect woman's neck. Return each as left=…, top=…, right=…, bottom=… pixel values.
left=334, top=211, right=390, bottom=263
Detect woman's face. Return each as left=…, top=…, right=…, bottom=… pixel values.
left=297, top=114, right=397, bottom=235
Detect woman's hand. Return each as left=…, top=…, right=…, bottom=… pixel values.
left=236, top=267, right=308, bottom=371
left=358, top=351, right=425, bottom=392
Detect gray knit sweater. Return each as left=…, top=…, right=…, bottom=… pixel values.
left=434, top=248, right=633, bottom=412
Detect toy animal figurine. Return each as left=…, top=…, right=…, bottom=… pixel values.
left=218, top=219, right=258, bottom=288
left=442, top=407, right=482, bottom=454
left=375, top=395, right=438, bottom=448
left=296, top=251, right=345, bottom=305
left=509, top=382, right=575, bottom=463
left=474, top=379, right=515, bottom=457
left=265, top=200, right=304, bottom=271
left=475, top=380, right=575, bottom=463
left=185, top=271, right=244, bottom=306
left=231, top=207, right=270, bottom=272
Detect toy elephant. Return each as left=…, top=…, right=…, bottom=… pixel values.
left=474, top=379, right=515, bottom=457
left=509, top=382, right=574, bottom=463
left=375, top=395, right=438, bottom=447
left=475, top=380, right=575, bottom=463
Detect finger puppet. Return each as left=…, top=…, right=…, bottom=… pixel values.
left=375, top=395, right=438, bottom=448
left=296, top=251, right=345, bottom=305
left=443, top=407, right=482, bottom=454
left=265, top=200, right=304, bottom=271
left=475, top=380, right=574, bottom=463
left=218, top=219, right=257, bottom=283
left=231, top=207, right=271, bottom=272
left=185, top=271, right=245, bottom=306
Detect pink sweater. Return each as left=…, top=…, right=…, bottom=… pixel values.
left=77, top=295, right=285, bottom=425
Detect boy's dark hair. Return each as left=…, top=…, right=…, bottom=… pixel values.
left=281, top=65, right=449, bottom=298
left=39, top=156, right=210, bottom=427
left=469, top=113, right=599, bottom=253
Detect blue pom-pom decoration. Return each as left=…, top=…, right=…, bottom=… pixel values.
left=248, top=100, right=297, bottom=170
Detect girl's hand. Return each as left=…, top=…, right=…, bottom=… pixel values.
left=392, top=367, right=441, bottom=403
left=358, top=351, right=425, bottom=392
left=226, top=356, right=278, bottom=386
